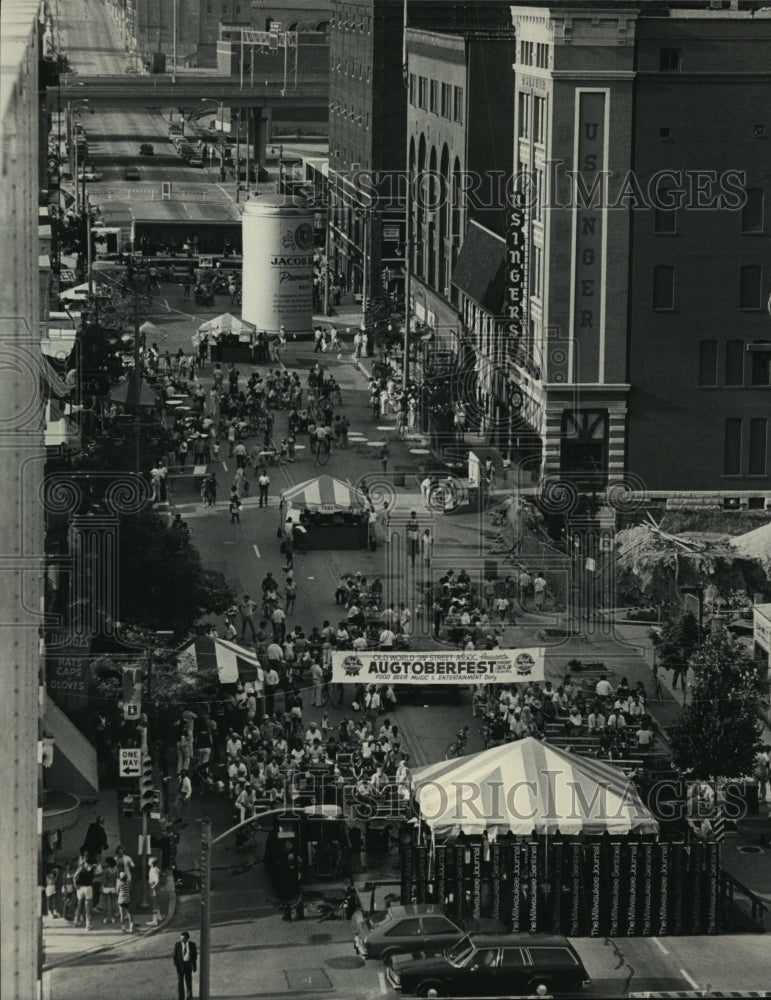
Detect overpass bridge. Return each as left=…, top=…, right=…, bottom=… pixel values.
left=48, top=72, right=329, bottom=112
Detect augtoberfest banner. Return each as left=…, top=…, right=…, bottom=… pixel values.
left=331, top=648, right=546, bottom=684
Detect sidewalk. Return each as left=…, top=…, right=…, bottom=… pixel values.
left=42, top=785, right=176, bottom=971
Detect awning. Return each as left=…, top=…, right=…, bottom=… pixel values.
left=42, top=329, right=77, bottom=361
left=45, top=399, right=82, bottom=448
left=43, top=694, right=98, bottom=797
left=281, top=474, right=366, bottom=511
left=451, top=220, right=506, bottom=314
left=412, top=737, right=659, bottom=839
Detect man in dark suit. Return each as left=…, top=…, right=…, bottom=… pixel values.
left=172, top=931, right=197, bottom=1000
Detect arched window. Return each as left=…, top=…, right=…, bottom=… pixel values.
left=316, top=20, right=330, bottom=33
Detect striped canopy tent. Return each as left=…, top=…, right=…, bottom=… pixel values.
left=176, top=635, right=263, bottom=687
left=412, top=737, right=658, bottom=839
left=281, top=474, right=366, bottom=512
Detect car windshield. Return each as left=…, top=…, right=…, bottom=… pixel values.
left=446, top=936, right=474, bottom=966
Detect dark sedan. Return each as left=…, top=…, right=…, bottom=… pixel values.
left=386, top=933, right=591, bottom=998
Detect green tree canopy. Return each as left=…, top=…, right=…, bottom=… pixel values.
left=652, top=612, right=701, bottom=671
left=117, top=510, right=234, bottom=635
left=668, top=624, right=763, bottom=782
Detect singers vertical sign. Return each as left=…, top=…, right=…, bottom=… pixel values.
left=506, top=190, right=527, bottom=342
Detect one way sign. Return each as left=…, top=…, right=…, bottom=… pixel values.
left=119, top=748, right=142, bottom=778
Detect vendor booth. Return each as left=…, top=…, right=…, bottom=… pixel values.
left=264, top=805, right=353, bottom=894
left=398, top=739, right=723, bottom=937
left=194, top=313, right=256, bottom=364
left=281, top=475, right=369, bottom=550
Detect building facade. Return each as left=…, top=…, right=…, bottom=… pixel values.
left=508, top=2, right=771, bottom=493
left=0, top=3, right=46, bottom=996
left=406, top=18, right=514, bottom=434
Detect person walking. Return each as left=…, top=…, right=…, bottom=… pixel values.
left=379, top=442, right=389, bottom=475
left=258, top=470, right=270, bottom=508
left=117, top=871, right=134, bottom=933
left=533, top=572, right=547, bottom=612
left=173, top=931, right=198, bottom=1000
left=173, top=770, right=192, bottom=825
left=73, top=856, right=96, bottom=930
left=101, top=857, right=118, bottom=924
left=311, top=660, right=324, bottom=707
left=238, top=594, right=257, bottom=640
left=229, top=489, right=242, bottom=524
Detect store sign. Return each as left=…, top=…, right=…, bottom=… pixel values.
left=331, top=648, right=545, bottom=684
left=505, top=191, right=526, bottom=340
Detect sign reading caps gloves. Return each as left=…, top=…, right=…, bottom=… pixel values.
left=331, top=648, right=545, bottom=684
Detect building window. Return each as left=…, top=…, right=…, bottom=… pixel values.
left=698, top=341, right=718, bottom=387
left=751, top=343, right=771, bottom=386
left=531, top=244, right=543, bottom=298
left=518, top=91, right=530, bottom=139
left=725, top=339, right=745, bottom=386
left=535, top=42, right=549, bottom=68
left=532, top=167, right=544, bottom=223
left=520, top=40, right=533, bottom=66
left=409, top=73, right=416, bottom=106
left=453, top=86, right=463, bottom=124
left=749, top=418, right=768, bottom=475
left=652, top=265, right=674, bottom=310
left=659, top=48, right=681, bottom=70
left=659, top=126, right=671, bottom=140
left=441, top=82, right=452, bottom=119
left=418, top=76, right=428, bottom=110
left=742, top=188, right=764, bottom=234
left=724, top=418, right=742, bottom=476
left=532, top=96, right=546, bottom=144
left=429, top=79, right=438, bottom=114
left=654, top=205, right=677, bottom=234
left=740, top=265, right=762, bottom=309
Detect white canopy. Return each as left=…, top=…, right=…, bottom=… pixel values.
left=412, top=738, right=659, bottom=839
left=194, top=313, right=256, bottom=345
left=281, top=474, right=366, bottom=511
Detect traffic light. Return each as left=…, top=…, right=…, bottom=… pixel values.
left=140, top=753, right=155, bottom=816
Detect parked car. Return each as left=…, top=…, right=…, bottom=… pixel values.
left=188, top=155, right=203, bottom=168
left=124, top=167, right=141, bottom=180
left=77, top=168, right=103, bottom=181
left=139, top=143, right=154, bottom=155
left=352, top=903, right=504, bottom=961
left=385, top=933, right=592, bottom=998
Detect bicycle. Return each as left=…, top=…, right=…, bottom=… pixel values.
left=314, top=438, right=331, bottom=467
left=445, top=726, right=470, bottom=759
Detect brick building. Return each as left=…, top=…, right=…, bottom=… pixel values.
left=327, top=0, right=512, bottom=305
left=509, top=1, right=771, bottom=493
left=405, top=18, right=514, bottom=436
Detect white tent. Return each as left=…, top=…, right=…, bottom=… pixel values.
left=280, top=474, right=366, bottom=511
left=412, top=737, right=659, bottom=839
left=194, top=313, right=256, bottom=345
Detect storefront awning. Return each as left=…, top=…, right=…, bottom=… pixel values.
left=451, top=220, right=506, bottom=315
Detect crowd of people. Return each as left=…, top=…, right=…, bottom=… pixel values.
left=474, top=673, right=659, bottom=759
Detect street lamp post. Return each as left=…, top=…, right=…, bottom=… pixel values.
left=201, top=100, right=226, bottom=183
left=402, top=202, right=412, bottom=392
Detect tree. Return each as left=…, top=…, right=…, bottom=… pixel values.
left=668, top=625, right=763, bottom=782
left=116, top=510, right=235, bottom=635
left=651, top=612, right=701, bottom=674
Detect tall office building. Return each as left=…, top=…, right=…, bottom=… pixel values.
left=0, top=3, right=45, bottom=997
left=509, top=1, right=771, bottom=492
left=327, top=0, right=511, bottom=303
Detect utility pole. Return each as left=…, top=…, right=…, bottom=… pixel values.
left=361, top=213, right=368, bottom=318
left=200, top=817, right=212, bottom=1000
left=133, top=281, right=142, bottom=474
left=323, top=216, right=331, bottom=317
left=85, top=197, right=93, bottom=296
left=172, top=0, right=177, bottom=83
left=402, top=196, right=412, bottom=392
left=235, top=110, right=240, bottom=204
